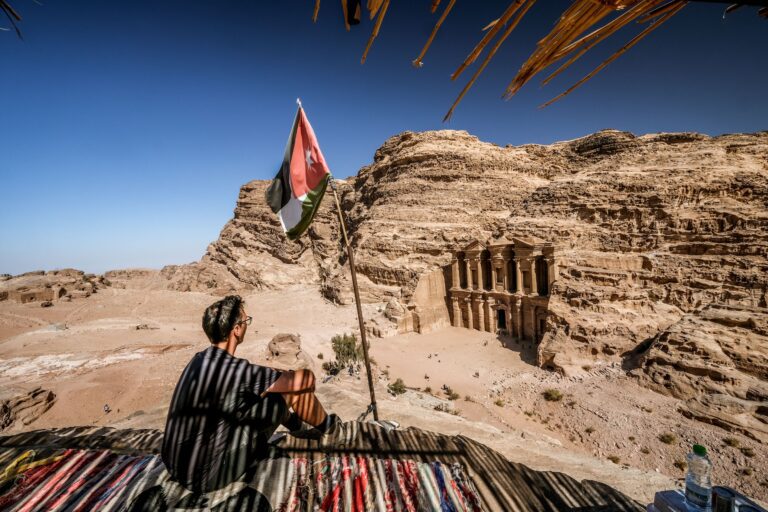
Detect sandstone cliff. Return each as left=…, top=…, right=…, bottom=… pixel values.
left=176, top=128, right=768, bottom=394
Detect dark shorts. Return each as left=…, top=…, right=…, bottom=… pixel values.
left=211, top=393, right=290, bottom=492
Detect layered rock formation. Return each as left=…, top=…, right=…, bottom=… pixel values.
left=179, top=129, right=768, bottom=429
left=187, top=128, right=767, bottom=351
left=632, top=304, right=768, bottom=442
left=0, top=269, right=106, bottom=304
left=0, top=388, right=56, bottom=432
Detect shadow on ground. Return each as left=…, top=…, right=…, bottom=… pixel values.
left=496, top=333, right=540, bottom=366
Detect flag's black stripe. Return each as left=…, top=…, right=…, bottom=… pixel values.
left=266, top=106, right=301, bottom=214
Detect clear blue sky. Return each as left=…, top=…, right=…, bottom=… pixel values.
left=1, top=1, right=765, bottom=275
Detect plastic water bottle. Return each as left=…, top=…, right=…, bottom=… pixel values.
left=685, top=444, right=712, bottom=512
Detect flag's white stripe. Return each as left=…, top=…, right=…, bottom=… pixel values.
left=277, top=193, right=307, bottom=232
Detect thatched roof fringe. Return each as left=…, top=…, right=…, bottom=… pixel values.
left=444, top=0, right=537, bottom=121
left=539, top=1, right=688, bottom=108
left=413, top=0, right=456, bottom=68
left=361, top=0, right=390, bottom=64
left=449, top=0, right=527, bottom=81
left=306, top=0, right=764, bottom=117
left=542, top=0, right=668, bottom=86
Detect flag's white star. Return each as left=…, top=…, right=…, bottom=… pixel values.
left=305, top=148, right=315, bottom=169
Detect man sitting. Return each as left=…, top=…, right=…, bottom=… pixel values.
left=161, top=295, right=340, bottom=493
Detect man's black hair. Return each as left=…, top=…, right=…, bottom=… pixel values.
left=202, top=295, right=244, bottom=343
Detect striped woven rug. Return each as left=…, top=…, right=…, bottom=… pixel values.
left=0, top=447, right=483, bottom=511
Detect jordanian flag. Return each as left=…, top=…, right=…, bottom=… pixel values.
left=266, top=105, right=331, bottom=240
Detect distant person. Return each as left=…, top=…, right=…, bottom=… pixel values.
left=161, top=295, right=341, bottom=493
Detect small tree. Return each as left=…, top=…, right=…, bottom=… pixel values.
left=331, top=333, right=363, bottom=366
left=388, top=378, right=407, bottom=395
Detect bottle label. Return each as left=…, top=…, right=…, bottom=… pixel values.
left=685, top=483, right=710, bottom=508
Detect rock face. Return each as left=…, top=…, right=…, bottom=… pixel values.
left=157, top=180, right=332, bottom=294
left=264, top=333, right=314, bottom=370
left=632, top=304, right=768, bottom=442
left=0, top=269, right=106, bottom=304
left=180, top=129, right=768, bottom=430
left=0, top=388, right=56, bottom=432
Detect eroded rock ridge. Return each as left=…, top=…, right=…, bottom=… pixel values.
left=179, top=129, right=768, bottom=431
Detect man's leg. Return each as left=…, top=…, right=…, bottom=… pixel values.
left=281, top=389, right=328, bottom=427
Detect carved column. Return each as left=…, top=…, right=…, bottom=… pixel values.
left=517, top=301, right=524, bottom=340
left=452, top=297, right=461, bottom=327
left=465, top=259, right=472, bottom=290
left=477, top=299, right=485, bottom=331
left=484, top=300, right=492, bottom=332
left=515, top=259, right=524, bottom=294
left=511, top=302, right=518, bottom=338
left=530, top=306, right=538, bottom=342
left=545, top=256, right=556, bottom=293
left=501, top=257, right=509, bottom=292
left=476, top=257, right=484, bottom=291
left=506, top=307, right=513, bottom=336
left=465, top=298, right=474, bottom=330
left=529, top=258, right=538, bottom=297
left=490, top=264, right=497, bottom=291
left=451, top=258, right=460, bottom=289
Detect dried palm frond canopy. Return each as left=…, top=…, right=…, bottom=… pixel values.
left=0, top=0, right=22, bottom=39
left=313, top=0, right=768, bottom=120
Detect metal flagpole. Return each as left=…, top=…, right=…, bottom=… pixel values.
left=328, top=177, right=379, bottom=421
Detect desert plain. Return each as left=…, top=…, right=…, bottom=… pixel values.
left=1, top=271, right=765, bottom=505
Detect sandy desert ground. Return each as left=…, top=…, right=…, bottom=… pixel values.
left=1, top=272, right=766, bottom=505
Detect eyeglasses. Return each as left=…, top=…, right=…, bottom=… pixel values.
left=238, top=316, right=253, bottom=326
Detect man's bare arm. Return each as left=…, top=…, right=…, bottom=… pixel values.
left=262, top=369, right=316, bottom=397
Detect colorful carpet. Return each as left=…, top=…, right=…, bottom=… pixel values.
left=0, top=423, right=648, bottom=511
left=0, top=447, right=483, bottom=511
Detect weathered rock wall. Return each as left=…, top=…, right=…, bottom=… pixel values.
left=631, top=304, right=768, bottom=442
left=183, top=129, right=768, bottom=376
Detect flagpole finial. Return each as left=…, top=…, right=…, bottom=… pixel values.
left=296, top=97, right=302, bottom=108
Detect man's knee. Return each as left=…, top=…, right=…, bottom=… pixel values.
left=297, top=369, right=316, bottom=392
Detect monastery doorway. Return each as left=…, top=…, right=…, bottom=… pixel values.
left=497, top=309, right=507, bottom=331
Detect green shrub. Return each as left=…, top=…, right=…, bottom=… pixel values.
left=658, top=433, right=676, bottom=445
left=388, top=378, right=407, bottom=395
left=317, top=352, right=324, bottom=360
left=542, top=389, right=563, bottom=402
left=424, top=386, right=432, bottom=394
left=331, top=333, right=363, bottom=366
left=443, top=386, right=460, bottom=400
left=607, top=455, right=620, bottom=464
left=585, top=426, right=595, bottom=434
left=321, top=361, right=342, bottom=375
left=741, top=447, right=755, bottom=458
left=723, top=437, right=740, bottom=448
left=640, top=447, right=650, bottom=455
left=673, top=460, right=687, bottom=471
left=494, top=399, right=504, bottom=407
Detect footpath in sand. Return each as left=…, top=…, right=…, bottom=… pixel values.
left=1, top=279, right=764, bottom=503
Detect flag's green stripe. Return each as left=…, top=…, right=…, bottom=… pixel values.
left=285, top=174, right=330, bottom=240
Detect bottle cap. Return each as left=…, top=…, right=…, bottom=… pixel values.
left=693, top=444, right=707, bottom=456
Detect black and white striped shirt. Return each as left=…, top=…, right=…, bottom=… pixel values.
left=161, top=346, right=282, bottom=492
